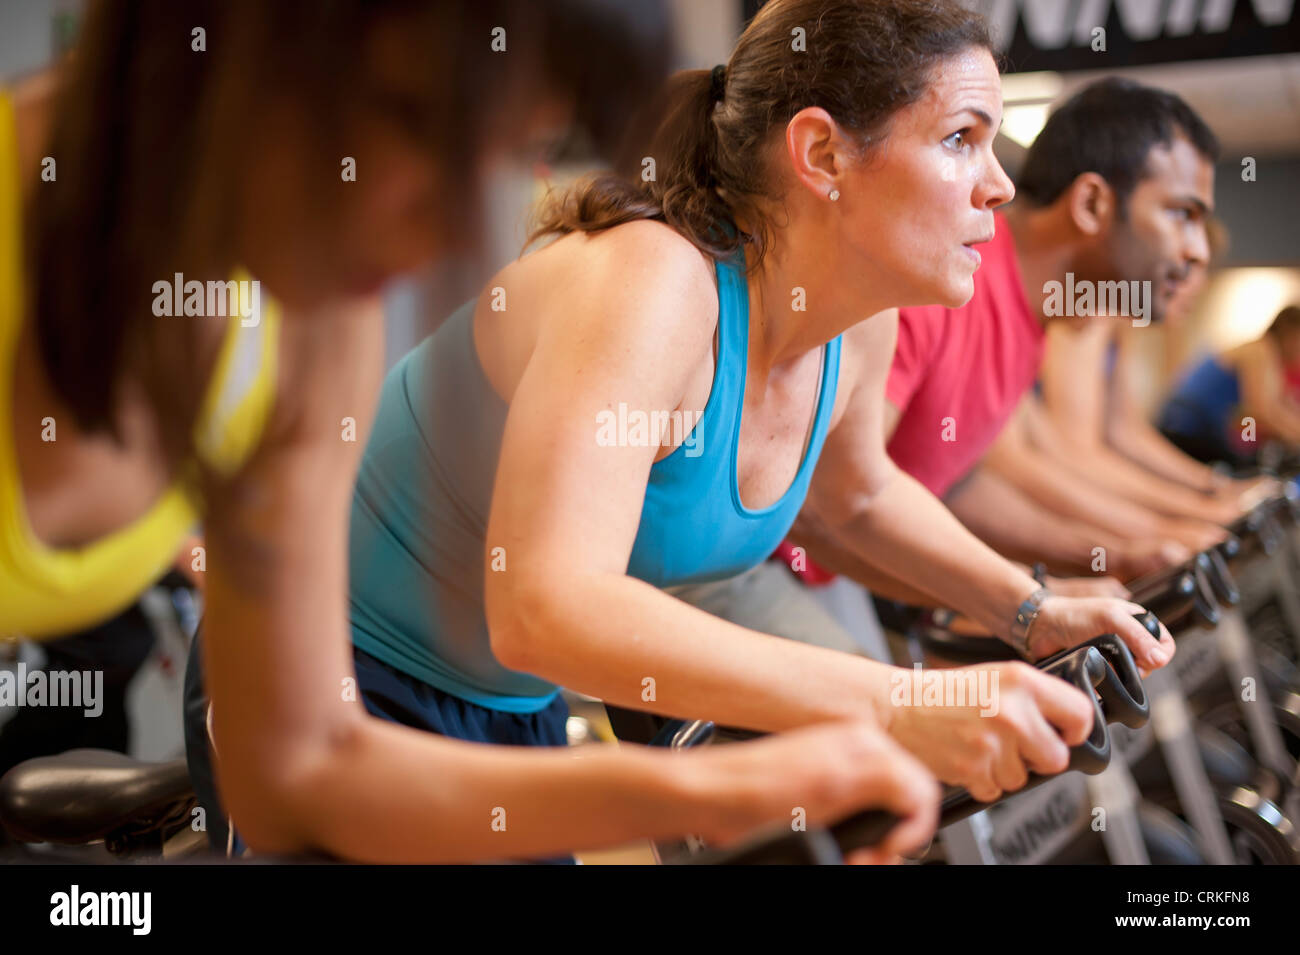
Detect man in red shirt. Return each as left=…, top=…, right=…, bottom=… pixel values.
left=884, top=208, right=1038, bottom=500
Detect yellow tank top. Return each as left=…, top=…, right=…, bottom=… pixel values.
left=0, top=89, right=280, bottom=640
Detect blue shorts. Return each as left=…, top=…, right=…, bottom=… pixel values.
left=184, top=635, right=573, bottom=862
left=352, top=648, right=570, bottom=747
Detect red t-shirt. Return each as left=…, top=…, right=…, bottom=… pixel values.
left=885, top=212, right=1043, bottom=499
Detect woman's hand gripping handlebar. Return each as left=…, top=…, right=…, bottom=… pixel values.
left=674, top=623, right=1151, bottom=864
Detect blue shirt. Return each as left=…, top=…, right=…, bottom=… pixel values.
left=1158, top=355, right=1240, bottom=444
left=348, top=251, right=841, bottom=711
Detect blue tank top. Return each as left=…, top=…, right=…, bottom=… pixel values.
left=1157, top=355, right=1240, bottom=442
left=348, top=252, right=842, bottom=712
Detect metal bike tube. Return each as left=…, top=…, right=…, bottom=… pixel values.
left=1269, top=540, right=1300, bottom=659
left=1088, top=759, right=1151, bottom=865
left=1145, top=667, right=1235, bottom=864
left=1216, top=607, right=1300, bottom=820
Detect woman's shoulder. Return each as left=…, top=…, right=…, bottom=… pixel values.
left=513, top=219, right=717, bottom=306
left=485, top=219, right=723, bottom=362
left=475, top=220, right=721, bottom=402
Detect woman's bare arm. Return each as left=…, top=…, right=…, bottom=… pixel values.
left=196, top=301, right=938, bottom=861
left=1236, top=339, right=1300, bottom=444
left=482, top=223, right=896, bottom=733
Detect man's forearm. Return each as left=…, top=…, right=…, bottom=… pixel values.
left=985, top=442, right=1164, bottom=541
left=1040, top=435, right=1229, bottom=523
left=788, top=511, right=949, bottom=607
left=944, top=467, right=1109, bottom=575
left=1108, top=417, right=1221, bottom=492
left=805, top=469, right=1036, bottom=640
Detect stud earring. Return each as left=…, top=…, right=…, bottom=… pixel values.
left=829, top=188, right=840, bottom=202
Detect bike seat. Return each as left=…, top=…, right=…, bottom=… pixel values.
left=0, top=749, right=195, bottom=845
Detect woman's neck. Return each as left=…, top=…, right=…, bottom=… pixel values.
left=740, top=212, right=896, bottom=378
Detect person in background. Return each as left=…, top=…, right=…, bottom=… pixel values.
left=1159, top=304, right=1300, bottom=466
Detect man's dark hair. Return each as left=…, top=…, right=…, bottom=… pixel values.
left=1016, top=77, right=1220, bottom=211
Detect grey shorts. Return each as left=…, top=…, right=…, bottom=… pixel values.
left=666, top=560, right=892, bottom=662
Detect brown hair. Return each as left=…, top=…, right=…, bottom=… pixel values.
left=1267, top=305, right=1300, bottom=341
left=529, top=0, right=991, bottom=269
left=31, top=0, right=670, bottom=459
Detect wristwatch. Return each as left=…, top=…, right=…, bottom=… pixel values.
left=1009, top=587, right=1050, bottom=657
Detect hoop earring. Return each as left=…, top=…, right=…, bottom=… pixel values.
left=828, top=189, right=841, bottom=202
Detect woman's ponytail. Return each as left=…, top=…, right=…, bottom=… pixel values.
left=530, top=0, right=992, bottom=270
left=530, top=65, right=742, bottom=263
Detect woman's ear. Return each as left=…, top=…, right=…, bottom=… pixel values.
left=1065, top=172, right=1116, bottom=238
left=785, top=106, right=844, bottom=202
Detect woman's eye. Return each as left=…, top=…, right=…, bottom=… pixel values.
left=943, top=130, right=970, bottom=151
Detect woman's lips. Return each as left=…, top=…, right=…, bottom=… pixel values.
left=962, top=244, right=982, bottom=267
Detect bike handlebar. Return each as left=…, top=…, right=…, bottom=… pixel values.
left=678, top=627, right=1150, bottom=864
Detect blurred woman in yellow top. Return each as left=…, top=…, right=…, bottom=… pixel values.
left=0, top=0, right=940, bottom=863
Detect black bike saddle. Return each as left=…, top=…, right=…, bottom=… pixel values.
left=0, top=749, right=194, bottom=844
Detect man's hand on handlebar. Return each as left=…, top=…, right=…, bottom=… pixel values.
left=1158, top=518, right=1230, bottom=552
left=1113, top=538, right=1191, bottom=581
left=1030, top=596, right=1174, bottom=677
left=1227, top=476, right=1281, bottom=513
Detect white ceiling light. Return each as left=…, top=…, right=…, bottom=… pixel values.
left=1001, top=103, right=1052, bottom=148
left=1000, top=71, right=1065, bottom=103
left=998, top=71, right=1064, bottom=149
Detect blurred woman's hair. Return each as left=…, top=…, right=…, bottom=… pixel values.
left=529, top=0, right=991, bottom=270
left=31, top=0, right=670, bottom=456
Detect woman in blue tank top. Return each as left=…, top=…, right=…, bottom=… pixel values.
left=1159, top=305, right=1300, bottom=464
left=346, top=0, right=1174, bottom=808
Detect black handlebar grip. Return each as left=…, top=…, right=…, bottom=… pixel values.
left=1133, top=611, right=1160, bottom=639
left=1128, top=562, right=1190, bottom=605
left=686, top=824, right=848, bottom=865
left=1192, top=574, right=1221, bottom=628
left=1200, top=549, right=1240, bottom=606
left=827, top=809, right=906, bottom=854
left=1216, top=534, right=1241, bottom=563
left=1089, top=632, right=1150, bottom=730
